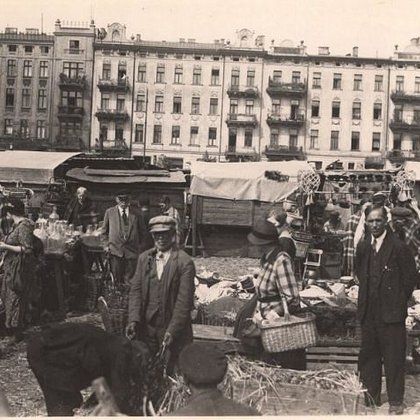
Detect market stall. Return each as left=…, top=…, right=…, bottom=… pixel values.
left=188, top=160, right=313, bottom=257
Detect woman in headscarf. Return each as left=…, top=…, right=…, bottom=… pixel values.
left=0, top=198, right=38, bottom=341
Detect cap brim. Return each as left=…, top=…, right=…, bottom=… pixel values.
left=150, top=226, right=173, bottom=233
left=247, top=232, right=277, bottom=246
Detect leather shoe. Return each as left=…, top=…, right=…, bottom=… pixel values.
left=389, top=404, right=404, bottom=415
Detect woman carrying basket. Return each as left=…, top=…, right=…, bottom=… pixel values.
left=241, top=213, right=306, bottom=369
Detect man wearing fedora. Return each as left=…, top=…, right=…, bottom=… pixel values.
left=126, top=215, right=195, bottom=372
left=102, top=193, right=152, bottom=285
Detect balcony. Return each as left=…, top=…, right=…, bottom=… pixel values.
left=57, top=105, right=85, bottom=120
left=266, top=113, right=305, bottom=127
left=224, top=146, right=259, bottom=162
left=266, top=77, right=307, bottom=97
left=54, top=135, right=86, bottom=152
left=93, top=138, right=130, bottom=157
left=58, top=73, right=87, bottom=90
left=389, top=119, right=420, bottom=133
left=386, top=149, right=420, bottom=164
left=227, top=84, right=259, bottom=98
left=264, top=144, right=306, bottom=161
left=226, top=113, right=258, bottom=127
left=390, top=90, right=420, bottom=104
left=97, top=78, right=129, bottom=93
left=95, top=108, right=130, bottom=122
left=63, top=48, right=85, bottom=55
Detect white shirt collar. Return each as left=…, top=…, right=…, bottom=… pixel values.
left=371, top=229, right=387, bottom=251
left=118, top=205, right=129, bottom=216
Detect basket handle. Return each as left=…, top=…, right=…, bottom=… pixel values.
left=281, top=296, right=291, bottom=322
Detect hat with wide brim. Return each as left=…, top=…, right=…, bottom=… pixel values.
left=247, top=219, right=279, bottom=246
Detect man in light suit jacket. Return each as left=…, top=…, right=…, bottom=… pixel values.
left=126, top=215, right=195, bottom=373
left=355, top=205, right=417, bottom=415
left=102, top=194, right=152, bottom=285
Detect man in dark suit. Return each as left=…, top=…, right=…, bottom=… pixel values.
left=102, top=194, right=152, bottom=285
left=355, top=205, right=417, bottom=415
left=126, top=215, right=195, bottom=373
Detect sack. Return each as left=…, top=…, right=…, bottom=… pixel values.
left=10, top=254, right=24, bottom=294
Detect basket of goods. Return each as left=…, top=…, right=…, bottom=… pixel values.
left=260, top=297, right=318, bottom=352
left=97, top=263, right=130, bottom=336
left=291, top=230, right=313, bottom=258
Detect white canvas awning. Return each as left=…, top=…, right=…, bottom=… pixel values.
left=190, top=161, right=313, bottom=202
left=0, top=151, right=80, bottom=184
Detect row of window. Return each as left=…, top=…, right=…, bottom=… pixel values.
left=6, top=59, right=49, bottom=78
left=4, top=119, right=47, bottom=138
left=4, top=87, right=48, bottom=109
left=306, top=130, right=382, bottom=152
left=6, top=44, right=50, bottom=54
left=311, top=100, right=383, bottom=120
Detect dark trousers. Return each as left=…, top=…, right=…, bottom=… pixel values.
left=38, top=383, right=82, bottom=416
left=358, top=320, right=406, bottom=406
left=109, top=255, right=137, bottom=285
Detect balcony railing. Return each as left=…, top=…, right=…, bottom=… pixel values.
left=226, top=84, right=259, bottom=98
left=54, top=135, right=86, bottom=151
left=95, top=108, right=130, bottom=121
left=93, top=138, right=130, bottom=157
left=266, top=77, right=307, bottom=97
left=58, top=73, right=87, bottom=90
left=226, top=113, right=258, bottom=127
left=386, top=149, right=420, bottom=162
left=390, top=90, right=420, bottom=103
left=266, top=113, right=305, bottom=126
left=97, top=78, right=129, bottom=92
left=390, top=119, right=420, bottom=132
left=264, top=144, right=306, bottom=161
left=57, top=105, right=85, bottom=120
left=63, top=48, right=85, bottom=55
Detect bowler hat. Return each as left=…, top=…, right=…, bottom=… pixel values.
left=149, top=215, right=176, bottom=233
left=179, top=342, right=227, bottom=385
left=248, top=219, right=279, bottom=246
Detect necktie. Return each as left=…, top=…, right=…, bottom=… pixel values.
left=372, top=237, right=377, bottom=254
left=122, top=208, right=128, bottom=225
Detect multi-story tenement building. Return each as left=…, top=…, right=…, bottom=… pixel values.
left=0, top=28, right=54, bottom=150
left=3, top=19, right=420, bottom=169
left=51, top=19, right=95, bottom=151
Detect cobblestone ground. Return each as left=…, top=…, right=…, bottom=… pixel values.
left=1, top=256, right=420, bottom=416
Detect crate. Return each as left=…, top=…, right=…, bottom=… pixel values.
left=306, top=343, right=360, bottom=371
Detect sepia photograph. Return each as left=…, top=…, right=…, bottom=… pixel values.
left=0, top=0, right=420, bottom=416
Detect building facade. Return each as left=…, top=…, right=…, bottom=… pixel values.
left=1, top=20, right=420, bottom=169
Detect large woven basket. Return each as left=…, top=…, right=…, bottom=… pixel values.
left=260, top=312, right=318, bottom=353
left=291, top=231, right=313, bottom=258
left=97, top=296, right=128, bottom=336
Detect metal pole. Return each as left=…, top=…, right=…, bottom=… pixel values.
left=143, top=86, right=149, bottom=167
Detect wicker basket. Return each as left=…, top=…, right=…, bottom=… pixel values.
left=260, top=312, right=318, bottom=352
left=82, top=273, right=103, bottom=312
left=97, top=296, right=128, bottom=336
left=291, top=231, right=313, bottom=258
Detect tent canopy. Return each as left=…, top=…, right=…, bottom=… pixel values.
left=66, top=167, right=186, bottom=184
left=190, top=161, right=313, bottom=202
left=0, top=151, right=80, bottom=184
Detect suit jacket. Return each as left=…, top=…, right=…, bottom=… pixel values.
left=355, top=230, right=416, bottom=324
left=102, top=205, right=152, bottom=259
left=128, top=247, right=196, bottom=347
left=63, top=197, right=96, bottom=228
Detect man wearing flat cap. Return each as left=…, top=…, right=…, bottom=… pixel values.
left=101, top=193, right=152, bottom=285
left=126, top=215, right=195, bottom=373
left=169, top=342, right=259, bottom=416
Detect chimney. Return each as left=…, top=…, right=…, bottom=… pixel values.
left=187, top=38, right=196, bottom=43
left=352, top=46, right=359, bottom=57
left=318, top=46, right=330, bottom=56
left=136, top=34, right=141, bottom=42
left=179, top=38, right=185, bottom=43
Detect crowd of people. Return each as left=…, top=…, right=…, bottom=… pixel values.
left=0, top=181, right=419, bottom=415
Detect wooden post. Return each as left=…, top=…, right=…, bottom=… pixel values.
left=191, top=195, right=197, bottom=257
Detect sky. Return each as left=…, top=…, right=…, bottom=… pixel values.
left=0, top=0, right=419, bottom=58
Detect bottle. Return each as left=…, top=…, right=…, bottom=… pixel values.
left=48, top=206, right=60, bottom=236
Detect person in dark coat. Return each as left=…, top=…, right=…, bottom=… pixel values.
left=126, top=215, right=195, bottom=373
left=101, top=193, right=152, bottom=285
left=26, top=323, right=150, bottom=416
left=169, top=342, right=260, bottom=416
left=63, top=187, right=96, bottom=230
left=356, top=205, right=417, bottom=415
